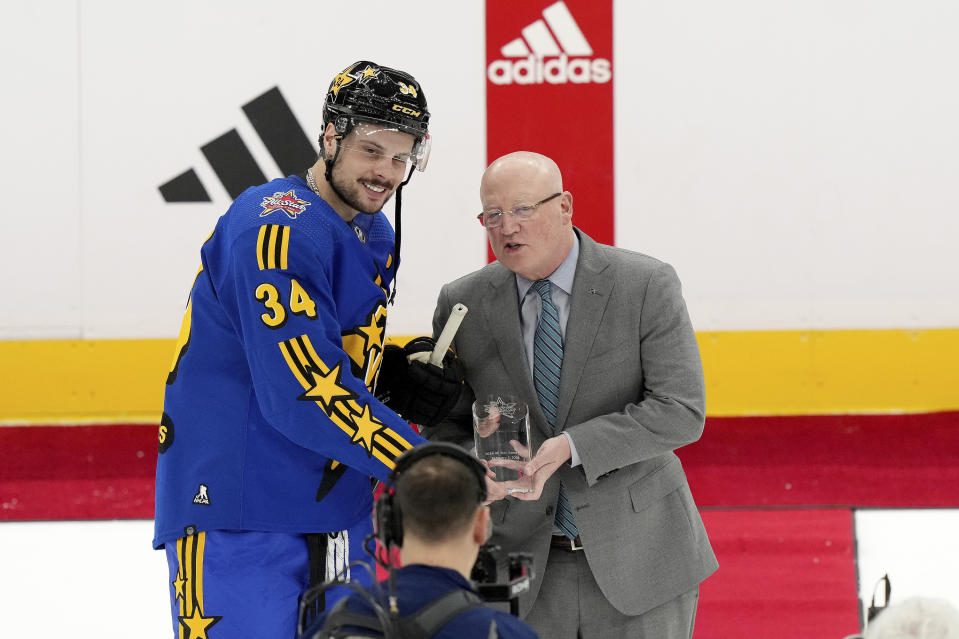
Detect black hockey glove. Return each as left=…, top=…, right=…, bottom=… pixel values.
left=376, top=336, right=465, bottom=427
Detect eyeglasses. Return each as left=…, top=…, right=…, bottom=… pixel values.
left=477, top=192, right=562, bottom=228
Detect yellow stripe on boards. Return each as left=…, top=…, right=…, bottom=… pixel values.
left=698, top=328, right=959, bottom=416
left=0, top=338, right=173, bottom=424
left=1, top=329, right=958, bottom=423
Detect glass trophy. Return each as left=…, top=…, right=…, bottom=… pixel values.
left=472, top=395, right=534, bottom=493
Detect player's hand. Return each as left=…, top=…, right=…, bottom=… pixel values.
left=375, top=337, right=464, bottom=427
left=511, top=435, right=571, bottom=501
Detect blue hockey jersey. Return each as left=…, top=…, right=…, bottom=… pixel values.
left=153, top=175, right=425, bottom=548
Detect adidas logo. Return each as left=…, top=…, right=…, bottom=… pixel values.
left=487, top=1, right=612, bottom=86
left=159, top=86, right=315, bottom=203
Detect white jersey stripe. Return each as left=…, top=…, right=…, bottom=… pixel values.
left=543, top=1, right=593, bottom=56
left=325, top=529, right=350, bottom=582
left=522, top=19, right=562, bottom=56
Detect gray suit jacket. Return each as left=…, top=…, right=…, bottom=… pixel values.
left=425, top=229, right=718, bottom=617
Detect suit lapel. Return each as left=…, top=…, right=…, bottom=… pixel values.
left=555, top=231, right=612, bottom=429
left=480, top=266, right=553, bottom=440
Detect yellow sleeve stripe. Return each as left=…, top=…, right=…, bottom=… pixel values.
left=279, top=338, right=310, bottom=387
left=256, top=224, right=290, bottom=270
left=279, top=334, right=415, bottom=469
left=279, top=226, right=290, bottom=269
left=256, top=226, right=267, bottom=270
left=297, top=337, right=413, bottom=448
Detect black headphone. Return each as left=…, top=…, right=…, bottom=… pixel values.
left=375, top=442, right=488, bottom=550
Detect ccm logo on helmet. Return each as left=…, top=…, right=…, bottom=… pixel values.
left=392, top=104, right=422, bottom=118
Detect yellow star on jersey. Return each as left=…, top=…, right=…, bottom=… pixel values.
left=171, top=570, right=186, bottom=602
left=355, top=313, right=385, bottom=357
left=299, top=362, right=357, bottom=414
left=179, top=605, right=221, bottom=639
left=374, top=273, right=387, bottom=298
left=374, top=259, right=390, bottom=298
left=348, top=403, right=385, bottom=455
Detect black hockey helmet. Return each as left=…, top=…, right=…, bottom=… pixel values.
left=320, top=61, right=432, bottom=305
left=322, top=61, right=431, bottom=170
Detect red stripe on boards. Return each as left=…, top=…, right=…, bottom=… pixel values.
left=0, top=424, right=157, bottom=520
left=680, top=411, right=959, bottom=508
left=2, top=412, right=958, bottom=520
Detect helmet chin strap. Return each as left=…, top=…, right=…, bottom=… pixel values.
left=388, top=164, right=416, bottom=305
left=323, top=136, right=345, bottom=194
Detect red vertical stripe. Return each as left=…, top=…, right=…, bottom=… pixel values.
left=485, top=0, right=615, bottom=260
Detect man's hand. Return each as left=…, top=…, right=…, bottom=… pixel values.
left=481, top=461, right=510, bottom=504
left=485, top=439, right=529, bottom=474
left=511, top=435, right=571, bottom=501
left=481, top=455, right=536, bottom=503
left=375, top=337, right=464, bottom=427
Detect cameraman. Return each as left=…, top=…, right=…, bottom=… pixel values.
left=306, top=444, right=538, bottom=638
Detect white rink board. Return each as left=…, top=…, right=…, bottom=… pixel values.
left=854, top=509, right=959, bottom=626
left=3, top=511, right=959, bottom=637
left=1, top=0, right=958, bottom=340
left=0, top=1, right=83, bottom=339
left=615, top=1, right=959, bottom=331
left=0, top=520, right=170, bottom=639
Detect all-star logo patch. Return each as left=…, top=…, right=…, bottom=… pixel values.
left=192, top=484, right=211, bottom=506
left=259, top=189, right=310, bottom=219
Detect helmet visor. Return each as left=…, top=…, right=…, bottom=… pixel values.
left=341, top=120, right=430, bottom=172
left=412, top=133, right=430, bottom=172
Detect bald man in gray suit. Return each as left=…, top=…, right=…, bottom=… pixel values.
left=424, top=152, right=718, bottom=638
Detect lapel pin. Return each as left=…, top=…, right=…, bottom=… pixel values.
left=588, top=287, right=601, bottom=295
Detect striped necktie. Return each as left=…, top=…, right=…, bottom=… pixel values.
left=531, top=279, right=580, bottom=541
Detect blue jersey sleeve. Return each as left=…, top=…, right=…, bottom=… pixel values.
left=226, top=221, right=424, bottom=482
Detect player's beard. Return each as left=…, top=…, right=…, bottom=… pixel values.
left=329, top=165, right=396, bottom=216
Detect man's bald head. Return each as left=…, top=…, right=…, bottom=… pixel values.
left=479, top=151, right=574, bottom=281
left=481, top=152, right=563, bottom=201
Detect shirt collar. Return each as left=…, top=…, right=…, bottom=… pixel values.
left=516, top=232, right=580, bottom=300
left=399, top=564, right=475, bottom=590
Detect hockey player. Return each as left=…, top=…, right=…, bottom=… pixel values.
left=153, top=61, right=462, bottom=639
